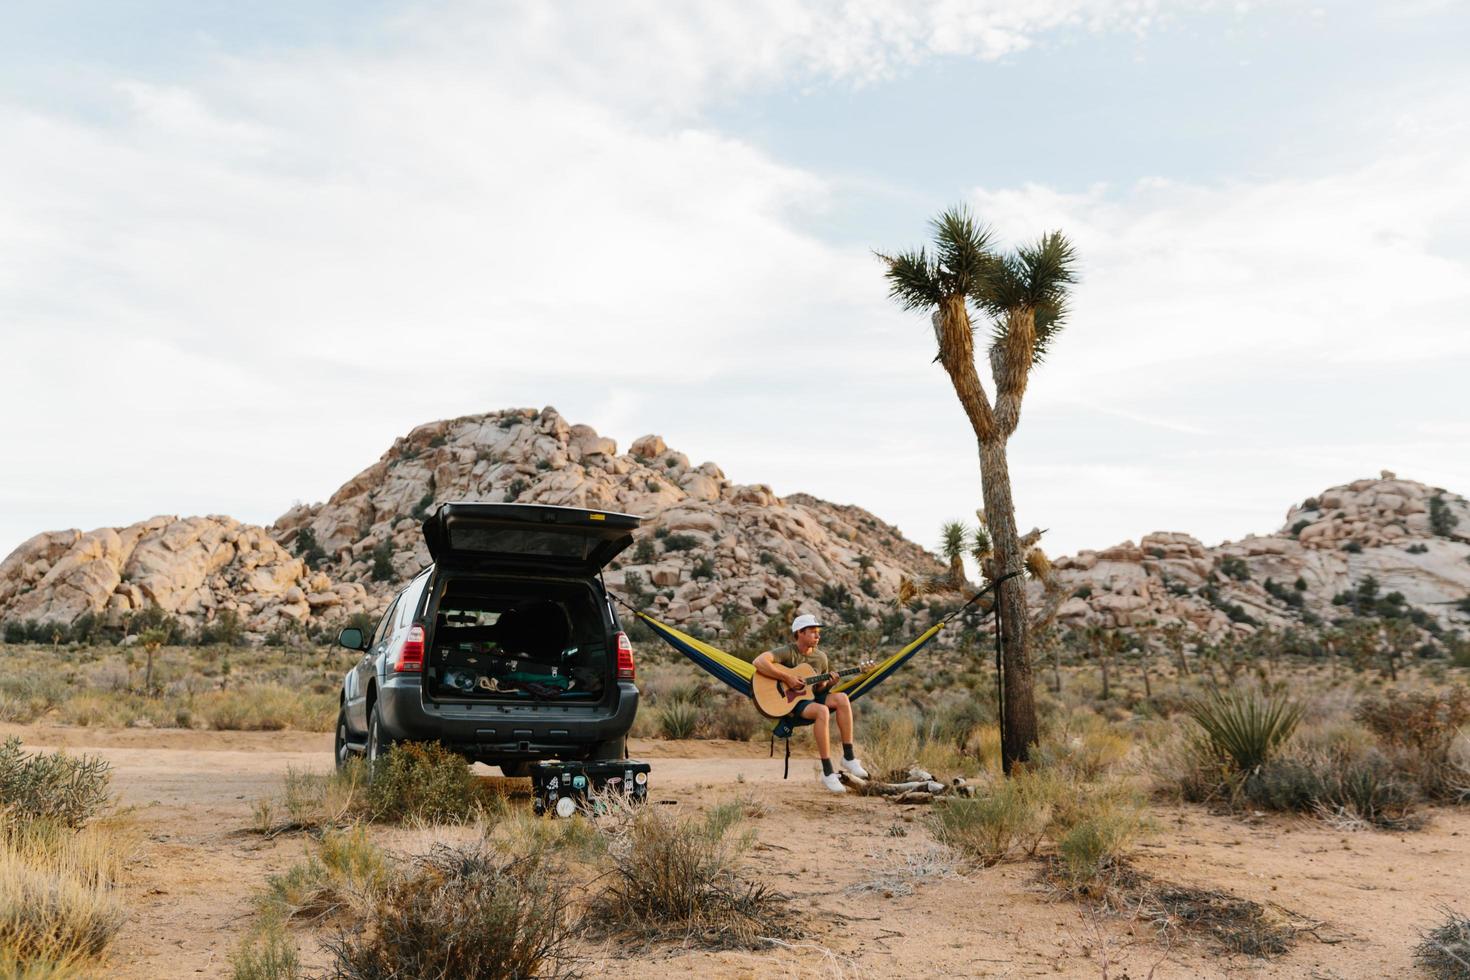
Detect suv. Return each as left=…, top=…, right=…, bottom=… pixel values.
left=333, top=502, right=642, bottom=775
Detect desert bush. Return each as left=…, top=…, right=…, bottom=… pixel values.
left=483, top=801, right=606, bottom=864
left=927, top=769, right=1059, bottom=865
left=257, top=828, right=388, bottom=927
left=230, top=926, right=304, bottom=980
left=656, top=699, right=700, bottom=740
left=253, top=763, right=367, bottom=837
left=586, top=801, right=787, bottom=950
left=202, top=685, right=336, bottom=731
left=321, top=844, right=576, bottom=980
left=704, top=695, right=761, bottom=741
left=1356, top=687, right=1470, bottom=800
left=1313, top=749, right=1419, bottom=830
left=1186, top=689, right=1302, bottom=772
left=1417, top=907, right=1470, bottom=980
left=1047, top=783, right=1148, bottom=890
left=0, top=739, right=112, bottom=830
left=367, top=743, right=483, bottom=823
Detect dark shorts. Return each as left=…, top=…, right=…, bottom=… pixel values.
left=791, top=687, right=829, bottom=719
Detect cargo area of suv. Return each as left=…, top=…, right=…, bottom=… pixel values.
left=333, top=502, right=642, bottom=772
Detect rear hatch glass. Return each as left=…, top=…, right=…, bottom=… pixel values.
left=422, top=503, right=640, bottom=574
left=426, top=576, right=611, bottom=704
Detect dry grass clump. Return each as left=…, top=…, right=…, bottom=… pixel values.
left=1417, top=907, right=1470, bottom=980
left=585, top=800, right=791, bottom=950
left=0, top=741, right=130, bottom=977
left=927, top=766, right=1147, bottom=893
left=253, top=744, right=487, bottom=835
left=320, top=844, right=578, bottom=980
left=201, top=685, right=337, bottom=732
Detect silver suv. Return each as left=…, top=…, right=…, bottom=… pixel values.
left=333, top=503, right=641, bottom=776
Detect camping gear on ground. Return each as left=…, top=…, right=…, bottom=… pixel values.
left=529, top=759, right=651, bottom=817
left=750, top=659, right=878, bottom=718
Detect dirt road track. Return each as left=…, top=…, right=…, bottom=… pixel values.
left=8, top=723, right=1469, bottom=979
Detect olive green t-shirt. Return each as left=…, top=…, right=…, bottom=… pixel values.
left=772, top=644, right=829, bottom=677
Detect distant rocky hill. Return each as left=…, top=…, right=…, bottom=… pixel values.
left=2, top=406, right=1466, bottom=647
left=1041, top=472, right=1470, bottom=637
left=0, top=407, right=944, bottom=640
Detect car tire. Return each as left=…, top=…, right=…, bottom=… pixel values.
left=588, top=737, right=624, bottom=761
left=365, top=703, right=394, bottom=774
left=499, top=761, right=530, bottom=778
left=333, top=706, right=353, bottom=772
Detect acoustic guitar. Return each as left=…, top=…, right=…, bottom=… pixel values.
left=751, top=660, right=876, bottom=719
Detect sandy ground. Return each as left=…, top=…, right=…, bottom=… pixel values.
left=6, top=722, right=1468, bottom=979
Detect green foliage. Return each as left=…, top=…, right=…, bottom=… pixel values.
left=656, top=700, right=700, bottom=740
left=1219, top=556, right=1250, bottom=581
left=506, top=478, right=528, bottom=500
left=293, top=528, right=327, bottom=570
left=1430, top=493, right=1460, bottom=538
left=662, top=533, right=698, bottom=552
left=369, top=542, right=395, bottom=583
left=927, top=771, right=1053, bottom=866
left=410, top=492, right=434, bottom=519
left=1289, top=520, right=1311, bottom=537
left=939, top=521, right=969, bottom=562
left=631, top=538, right=655, bottom=563
left=691, top=557, right=715, bottom=580
left=322, top=844, right=576, bottom=980
left=1186, top=690, right=1303, bottom=773
left=197, top=609, right=246, bottom=647
left=1264, top=578, right=1305, bottom=609
left=367, top=743, right=482, bottom=824
left=230, top=928, right=303, bottom=980
left=0, top=738, right=112, bottom=829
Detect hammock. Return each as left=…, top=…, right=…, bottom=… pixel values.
left=631, top=611, right=946, bottom=705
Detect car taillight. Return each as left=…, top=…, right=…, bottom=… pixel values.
left=395, top=624, right=425, bottom=672
left=614, top=631, right=636, bottom=681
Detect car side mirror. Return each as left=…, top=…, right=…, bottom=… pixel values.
left=338, top=627, right=366, bottom=651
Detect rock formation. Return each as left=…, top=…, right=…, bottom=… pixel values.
left=0, top=515, right=372, bottom=636
left=270, top=407, right=944, bottom=637
left=1041, top=472, right=1470, bottom=636
left=3, top=404, right=1467, bottom=649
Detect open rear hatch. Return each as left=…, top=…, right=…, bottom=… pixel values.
left=421, top=504, right=641, bottom=705
left=422, top=502, right=640, bottom=574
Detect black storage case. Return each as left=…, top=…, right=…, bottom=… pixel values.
left=530, top=759, right=651, bottom=817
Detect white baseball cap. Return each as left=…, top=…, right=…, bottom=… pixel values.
left=791, top=614, right=823, bottom=634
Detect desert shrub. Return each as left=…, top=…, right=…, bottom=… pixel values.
left=586, top=801, right=786, bottom=950
left=321, top=844, right=576, bottom=980
left=369, top=542, right=394, bottom=582
left=657, top=699, right=700, bottom=740
left=704, top=695, right=761, bottom=741
left=252, top=763, right=368, bottom=837
left=1242, top=758, right=1324, bottom=812
left=1417, top=907, right=1470, bottom=980
left=1430, top=494, right=1460, bottom=538
left=1047, top=783, right=1148, bottom=890
left=0, top=739, right=112, bottom=830
left=367, top=743, right=482, bottom=823
left=1186, top=690, right=1303, bottom=773
left=202, top=685, right=336, bottom=732
left=1314, top=749, right=1419, bottom=830
left=631, top=538, right=655, bottom=563
left=691, top=557, right=716, bottom=580
left=1357, top=687, right=1470, bottom=800
left=230, top=927, right=304, bottom=980
left=661, top=533, right=698, bottom=552
left=927, top=770, right=1058, bottom=866
left=257, top=828, right=388, bottom=927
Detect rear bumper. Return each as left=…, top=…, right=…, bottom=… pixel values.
left=376, top=675, right=638, bottom=761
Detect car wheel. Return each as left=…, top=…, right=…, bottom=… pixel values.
left=588, top=737, right=624, bottom=761
left=333, top=706, right=353, bottom=772
left=499, top=761, right=530, bottom=778
left=365, top=703, right=394, bottom=773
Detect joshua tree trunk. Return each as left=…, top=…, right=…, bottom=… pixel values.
left=978, top=438, right=1037, bottom=771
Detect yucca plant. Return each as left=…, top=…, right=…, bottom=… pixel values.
left=1186, top=690, right=1303, bottom=773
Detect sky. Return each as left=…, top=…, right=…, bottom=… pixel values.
left=2, top=0, right=1468, bottom=564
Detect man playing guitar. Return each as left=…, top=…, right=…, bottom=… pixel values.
left=753, top=614, right=869, bottom=793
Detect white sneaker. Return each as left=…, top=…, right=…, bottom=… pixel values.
left=840, top=757, right=870, bottom=780
left=820, top=771, right=847, bottom=793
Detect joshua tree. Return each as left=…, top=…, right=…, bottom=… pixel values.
left=939, top=520, right=971, bottom=589
left=880, top=206, right=1077, bottom=771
